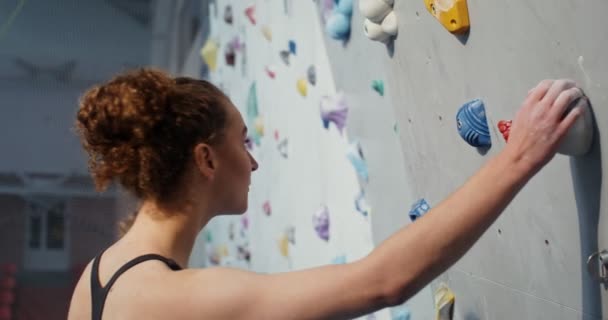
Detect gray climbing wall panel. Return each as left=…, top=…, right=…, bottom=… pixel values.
left=320, top=0, right=607, bottom=319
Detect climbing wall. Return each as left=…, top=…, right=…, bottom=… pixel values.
left=190, top=0, right=608, bottom=319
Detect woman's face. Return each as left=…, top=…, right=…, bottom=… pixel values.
left=211, top=101, right=258, bottom=214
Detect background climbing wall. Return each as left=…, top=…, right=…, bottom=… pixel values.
left=188, top=0, right=608, bottom=319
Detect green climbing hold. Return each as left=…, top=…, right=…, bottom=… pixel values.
left=371, top=80, right=384, bottom=96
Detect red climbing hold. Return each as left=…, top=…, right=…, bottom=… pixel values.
left=498, top=120, right=512, bottom=142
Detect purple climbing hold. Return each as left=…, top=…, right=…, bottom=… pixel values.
left=313, top=205, right=330, bottom=241
left=320, top=93, right=349, bottom=134
left=409, top=198, right=430, bottom=222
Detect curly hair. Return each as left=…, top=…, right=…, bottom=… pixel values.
left=75, top=68, right=228, bottom=203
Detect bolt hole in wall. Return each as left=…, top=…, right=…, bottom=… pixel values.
left=498, top=228, right=502, bottom=235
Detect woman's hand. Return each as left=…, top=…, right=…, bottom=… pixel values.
left=504, top=79, right=586, bottom=173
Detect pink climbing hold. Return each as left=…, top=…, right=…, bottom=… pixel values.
left=245, top=5, right=256, bottom=25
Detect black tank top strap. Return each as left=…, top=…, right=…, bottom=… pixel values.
left=90, top=249, right=183, bottom=320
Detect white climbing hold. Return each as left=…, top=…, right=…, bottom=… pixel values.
left=381, top=10, right=398, bottom=36
left=364, top=19, right=392, bottom=43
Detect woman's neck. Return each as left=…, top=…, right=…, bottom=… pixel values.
left=120, top=200, right=212, bottom=268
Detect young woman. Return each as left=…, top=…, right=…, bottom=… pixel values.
left=67, top=68, right=585, bottom=320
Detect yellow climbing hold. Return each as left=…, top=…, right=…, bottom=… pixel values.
left=424, top=0, right=470, bottom=34
left=297, top=78, right=308, bottom=97
left=278, top=234, right=289, bottom=257
left=262, top=25, right=272, bottom=41
left=434, top=283, right=455, bottom=320
left=254, top=117, right=265, bottom=137
left=200, top=38, right=219, bottom=71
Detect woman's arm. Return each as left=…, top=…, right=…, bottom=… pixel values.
left=170, top=79, right=585, bottom=320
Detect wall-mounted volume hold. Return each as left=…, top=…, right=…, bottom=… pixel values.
left=224, top=5, right=233, bottom=24
left=313, top=205, right=330, bottom=241
left=346, top=140, right=369, bottom=183
left=424, top=0, right=470, bottom=34
left=409, top=198, right=430, bottom=221
left=307, top=65, right=317, bottom=86
left=434, top=283, right=455, bottom=320
left=320, top=93, right=349, bottom=134
left=456, top=98, right=491, bottom=148
left=245, top=5, right=256, bottom=25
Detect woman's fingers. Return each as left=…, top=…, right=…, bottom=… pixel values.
left=541, top=79, right=576, bottom=106
left=551, top=87, right=584, bottom=120
left=526, top=79, right=554, bottom=104
left=556, top=101, right=584, bottom=138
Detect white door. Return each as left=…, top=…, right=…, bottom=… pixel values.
left=24, top=196, right=69, bottom=271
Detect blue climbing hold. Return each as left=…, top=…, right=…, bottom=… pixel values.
left=325, top=0, right=353, bottom=40
left=456, top=99, right=491, bottom=148
left=392, top=307, right=411, bottom=320
left=409, top=198, right=430, bottom=222
left=288, top=40, right=296, bottom=55
left=334, top=0, right=353, bottom=16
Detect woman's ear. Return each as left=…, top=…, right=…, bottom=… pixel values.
left=193, top=143, right=216, bottom=179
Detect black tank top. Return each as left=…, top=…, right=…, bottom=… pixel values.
left=90, top=249, right=183, bottom=320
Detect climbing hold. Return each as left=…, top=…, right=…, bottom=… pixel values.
left=297, top=78, right=308, bottom=97
left=364, top=18, right=392, bottom=43
left=325, top=0, right=354, bottom=40
left=286, top=226, right=296, bottom=244
left=279, top=50, right=290, bottom=65
left=499, top=96, right=594, bottom=156
left=359, top=0, right=392, bottom=23
left=409, top=198, right=430, bottom=222
left=263, top=201, right=272, bottom=216
left=205, top=230, right=213, bottom=242
left=228, top=36, right=245, bottom=52
left=278, top=233, right=290, bottom=257
left=247, top=83, right=262, bottom=146
left=434, top=283, right=455, bottom=320
left=393, top=122, right=399, bottom=133
left=313, top=205, right=330, bottom=241
left=274, top=130, right=280, bottom=141
left=424, top=0, right=470, bottom=34
left=392, top=307, right=412, bottom=320
left=326, top=13, right=351, bottom=40
left=241, top=213, right=249, bottom=230
left=278, top=138, right=289, bottom=158
left=497, top=120, right=512, bottom=142
left=371, top=80, right=384, bottom=96
left=225, top=46, right=236, bottom=66
left=229, top=222, right=235, bottom=240
left=355, top=189, right=371, bottom=217
left=320, top=93, right=349, bottom=133
left=557, top=96, right=594, bottom=156
left=265, top=65, right=277, bottom=79
left=245, top=5, right=256, bottom=25
left=336, top=0, right=354, bottom=15
left=456, top=98, right=491, bottom=148
left=347, top=140, right=369, bottom=182
left=288, top=40, right=297, bottom=55
left=200, top=38, right=219, bottom=71
left=237, top=244, right=251, bottom=263
left=224, top=5, right=233, bottom=24
left=262, top=25, right=272, bottom=41
left=307, top=65, right=317, bottom=86
left=381, top=10, right=399, bottom=36
left=332, top=255, right=347, bottom=264
left=254, top=117, right=265, bottom=138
